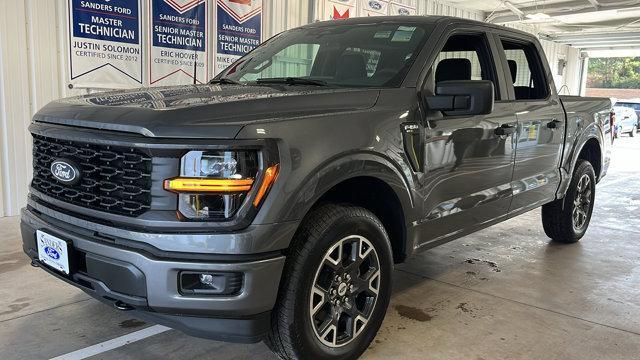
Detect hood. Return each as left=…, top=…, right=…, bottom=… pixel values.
left=33, top=84, right=380, bottom=138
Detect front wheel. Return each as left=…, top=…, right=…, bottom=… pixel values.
left=630, top=126, right=637, bottom=137
left=541, top=160, right=596, bottom=243
left=266, top=204, right=393, bottom=360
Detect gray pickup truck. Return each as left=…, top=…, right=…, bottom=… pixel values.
left=22, top=16, right=611, bottom=359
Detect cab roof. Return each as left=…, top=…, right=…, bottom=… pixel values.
left=301, top=15, right=536, bottom=41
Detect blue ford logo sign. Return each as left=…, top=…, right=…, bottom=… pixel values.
left=51, top=159, right=80, bottom=184
left=44, top=246, right=61, bottom=260
left=369, top=1, right=382, bottom=10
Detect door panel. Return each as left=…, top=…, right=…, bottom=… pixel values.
left=510, top=102, right=565, bottom=212
left=495, top=37, right=566, bottom=213
left=413, top=102, right=516, bottom=247
left=410, top=31, right=517, bottom=249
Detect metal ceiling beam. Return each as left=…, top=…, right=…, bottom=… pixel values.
left=485, top=1, right=525, bottom=22
left=565, top=41, right=640, bottom=48
left=574, top=42, right=640, bottom=48
left=556, top=37, right=640, bottom=45
left=503, top=1, right=525, bottom=18
left=586, top=0, right=601, bottom=9
left=488, top=0, right=640, bottom=23
left=551, top=31, right=640, bottom=41
left=551, top=38, right=640, bottom=46
left=581, top=45, right=640, bottom=51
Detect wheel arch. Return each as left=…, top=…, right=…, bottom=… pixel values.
left=577, top=137, right=602, bottom=180
left=557, top=124, right=605, bottom=199
left=280, top=153, right=416, bottom=263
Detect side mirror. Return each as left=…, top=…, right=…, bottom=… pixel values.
left=425, top=80, right=494, bottom=116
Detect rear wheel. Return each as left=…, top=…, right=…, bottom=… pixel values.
left=266, top=204, right=393, bottom=360
left=541, top=160, right=596, bottom=243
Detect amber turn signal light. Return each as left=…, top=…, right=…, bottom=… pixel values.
left=163, top=178, right=254, bottom=193
left=253, top=164, right=279, bottom=207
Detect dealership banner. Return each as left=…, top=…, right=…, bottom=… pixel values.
left=215, top=0, right=262, bottom=75
left=389, top=2, right=416, bottom=16
left=360, top=0, right=389, bottom=16
left=150, top=0, right=208, bottom=85
left=67, top=0, right=143, bottom=88
left=322, top=0, right=356, bottom=20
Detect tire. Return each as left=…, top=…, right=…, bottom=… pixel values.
left=631, top=126, right=637, bottom=137
left=541, top=160, right=596, bottom=243
left=266, top=204, right=393, bottom=360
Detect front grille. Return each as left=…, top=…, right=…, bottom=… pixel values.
left=31, top=135, right=152, bottom=217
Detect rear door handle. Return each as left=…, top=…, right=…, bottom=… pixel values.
left=494, top=124, right=516, bottom=136
left=547, top=118, right=562, bottom=129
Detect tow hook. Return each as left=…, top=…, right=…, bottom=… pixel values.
left=30, top=259, right=40, bottom=268
left=114, top=301, right=134, bottom=311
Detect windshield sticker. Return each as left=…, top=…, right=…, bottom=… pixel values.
left=391, top=26, right=416, bottom=42
left=374, top=31, right=392, bottom=39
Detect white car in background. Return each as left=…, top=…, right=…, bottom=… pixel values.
left=613, top=106, right=638, bottom=137
left=615, top=100, right=640, bottom=121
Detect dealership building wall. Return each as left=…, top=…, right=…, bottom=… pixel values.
left=0, top=0, right=584, bottom=217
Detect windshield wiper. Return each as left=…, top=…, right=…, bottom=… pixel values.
left=256, top=77, right=328, bottom=86
left=209, top=77, right=242, bottom=85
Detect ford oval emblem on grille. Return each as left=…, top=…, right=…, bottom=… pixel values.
left=51, top=159, right=80, bottom=185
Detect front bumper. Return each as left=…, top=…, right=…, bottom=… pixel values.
left=21, top=207, right=287, bottom=343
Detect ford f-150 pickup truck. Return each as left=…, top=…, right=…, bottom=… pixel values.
left=22, top=16, right=612, bottom=359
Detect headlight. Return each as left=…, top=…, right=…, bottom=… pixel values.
left=163, top=150, right=278, bottom=221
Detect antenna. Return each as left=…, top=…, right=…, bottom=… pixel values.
left=193, top=10, right=198, bottom=85
left=193, top=50, right=198, bottom=85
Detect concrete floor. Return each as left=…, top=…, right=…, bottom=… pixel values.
left=2, top=136, right=639, bottom=359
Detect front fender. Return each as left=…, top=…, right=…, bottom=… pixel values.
left=277, top=151, right=416, bottom=223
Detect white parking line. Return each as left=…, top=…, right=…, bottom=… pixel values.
left=49, top=325, right=170, bottom=360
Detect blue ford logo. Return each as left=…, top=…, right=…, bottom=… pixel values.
left=369, top=1, right=382, bottom=10
left=44, top=246, right=60, bottom=260
left=398, top=8, right=410, bottom=15
left=51, top=160, right=79, bottom=184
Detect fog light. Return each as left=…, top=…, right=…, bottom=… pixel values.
left=179, top=271, right=243, bottom=295
left=199, top=273, right=215, bottom=286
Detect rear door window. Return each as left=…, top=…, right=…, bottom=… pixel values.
left=500, top=39, right=550, bottom=100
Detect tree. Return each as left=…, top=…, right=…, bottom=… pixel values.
left=588, top=57, right=640, bottom=89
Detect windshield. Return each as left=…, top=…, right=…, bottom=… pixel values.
left=217, top=23, right=430, bottom=88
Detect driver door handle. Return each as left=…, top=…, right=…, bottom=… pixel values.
left=494, top=124, right=516, bottom=136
